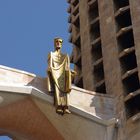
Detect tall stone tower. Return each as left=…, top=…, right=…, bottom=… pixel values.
left=67, top=0, right=140, bottom=139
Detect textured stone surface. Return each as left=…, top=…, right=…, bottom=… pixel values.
left=68, top=0, right=140, bottom=140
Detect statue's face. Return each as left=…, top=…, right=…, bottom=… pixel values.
left=55, top=39, right=63, bottom=49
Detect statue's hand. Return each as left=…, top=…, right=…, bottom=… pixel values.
left=47, top=67, right=51, bottom=72
left=71, top=70, right=77, bottom=77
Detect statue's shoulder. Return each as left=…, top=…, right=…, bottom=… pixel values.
left=47, top=51, right=53, bottom=59
left=51, top=51, right=57, bottom=57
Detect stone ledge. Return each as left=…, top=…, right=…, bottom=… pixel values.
left=0, top=65, right=116, bottom=127
left=0, top=84, right=116, bottom=127
left=0, top=65, right=36, bottom=77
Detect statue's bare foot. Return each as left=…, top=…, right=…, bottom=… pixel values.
left=56, top=109, right=63, bottom=114
left=64, top=109, right=71, bottom=114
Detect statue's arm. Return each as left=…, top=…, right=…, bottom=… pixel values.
left=47, top=52, right=52, bottom=72
left=66, top=54, right=70, bottom=70
left=47, top=52, right=54, bottom=92
left=66, top=54, right=77, bottom=77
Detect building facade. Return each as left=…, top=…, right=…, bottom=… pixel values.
left=67, top=0, right=140, bottom=140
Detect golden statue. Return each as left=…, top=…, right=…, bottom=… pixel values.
left=47, top=37, right=76, bottom=114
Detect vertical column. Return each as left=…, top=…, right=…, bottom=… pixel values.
left=98, top=1, right=126, bottom=139
left=98, top=0, right=123, bottom=96
left=129, top=0, right=140, bottom=81
left=105, top=0, right=140, bottom=139
left=79, top=0, right=95, bottom=91
left=111, top=0, right=140, bottom=120
left=124, top=0, right=140, bottom=138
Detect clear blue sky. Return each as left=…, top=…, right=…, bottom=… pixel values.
left=0, top=0, right=72, bottom=77
left=0, top=0, right=72, bottom=139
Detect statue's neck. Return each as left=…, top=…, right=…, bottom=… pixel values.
left=55, top=49, right=61, bottom=54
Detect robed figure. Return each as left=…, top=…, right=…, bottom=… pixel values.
left=47, top=38, right=74, bottom=114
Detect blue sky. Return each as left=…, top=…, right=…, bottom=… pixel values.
left=0, top=0, right=72, bottom=77
left=0, top=0, right=72, bottom=139
left=0, top=136, right=11, bottom=140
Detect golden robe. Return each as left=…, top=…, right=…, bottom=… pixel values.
left=47, top=52, right=71, bottom=107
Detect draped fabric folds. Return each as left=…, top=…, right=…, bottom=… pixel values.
left=47, top=52, right=71, bottom=106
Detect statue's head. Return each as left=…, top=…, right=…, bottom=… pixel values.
left=54, top=37, right=63, bottom=50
